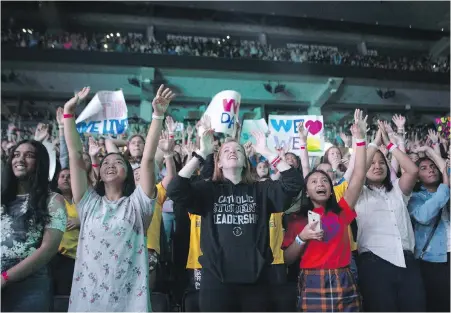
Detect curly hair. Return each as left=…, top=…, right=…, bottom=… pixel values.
left=1, top=140, right=51, bottom=228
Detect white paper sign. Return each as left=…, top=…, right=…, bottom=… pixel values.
left=239, top=119, right=269, bottom=144
left=204, top=90, right=241, bottom=136
left=76, top=90, right=128, bottom=135
left=267, top=115, right=325, bottom=156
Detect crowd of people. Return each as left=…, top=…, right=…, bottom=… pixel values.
left=1, top=83, right=450, bottom=312
left=2, top=28, right=449, bottom=73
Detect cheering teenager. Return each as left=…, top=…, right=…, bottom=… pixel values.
left=1, top=140, right=67, bottom=312
left=167, top=121, right=303, bottom=312
left=63, top=85, right=175, bottom=312
left=282, top=110, right=367, bottom=312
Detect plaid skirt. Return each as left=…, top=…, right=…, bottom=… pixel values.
left=297, top=267, right=362, bottom=312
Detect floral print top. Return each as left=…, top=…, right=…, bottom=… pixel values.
left=1, top=192, right=67, bottom=272
left=68, top=186, right=155, bottom=312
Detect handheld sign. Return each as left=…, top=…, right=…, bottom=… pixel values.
left=268, top=114, right=325, bottom=156
left=204, top=90, right=241, bottom=136
left=76, top=90, right=128, bottom=135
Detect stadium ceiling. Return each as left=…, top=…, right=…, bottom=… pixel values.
left=149, top=1, right=450, bottom=32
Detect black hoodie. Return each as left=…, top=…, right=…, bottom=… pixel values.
left=167, top=167, right=303, bottom=284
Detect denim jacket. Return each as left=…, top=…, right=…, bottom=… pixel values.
left=408, top=184, right=450, bottom=263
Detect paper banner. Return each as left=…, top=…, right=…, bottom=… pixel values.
left=175, top=122, right=184, bottom=132
left=267, top=115, right=325, bottom=156
left=239, top=119, right=269, bottom=144
left=204, top=90, right=241, bottom=136
left=76, top=90, right=128, bottom=135
left=42, top=141, right=56, bottom=181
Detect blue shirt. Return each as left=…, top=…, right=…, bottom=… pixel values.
left=408, top=184, right=450, bottom=262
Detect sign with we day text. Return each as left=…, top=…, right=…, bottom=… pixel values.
left=267, top=115, right=325, bottom=156
left=76, top=90, right=128, bottom=135
left=204, top=90, right=241, bottom=136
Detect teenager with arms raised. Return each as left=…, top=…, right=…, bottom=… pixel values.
left=282, top=112, right=367, bottom=312
left=63, top=85, right=175, bottom=312
left=167, top=125, right=303, bottom=312
left=1, top=140, right=67, bottom=312
left=408, top=146, right=450, bottom=312
left=355, top=121, right=425, bottom=312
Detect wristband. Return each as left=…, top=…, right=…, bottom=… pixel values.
left=295, top=235, right=305, bottom=246
left=1, top=271, right=9, bottom=282
left=168, top=133, right=175, bottom=139
left=270, top=155, right=282, bottom=167
left=432, top=142, right=439, bottom=146
left=300, top=146, right=306, bottom=150
left=152, top=115, right=164, bottom=120
left=386, top=142, right=398, bottom=153
left=356, top=141, right=366, bottom=147
left=368, top=142, right=378, bottom=149
left=63, top=114, right=74, bottom=119
left=92, top=164, right=99, bottom=168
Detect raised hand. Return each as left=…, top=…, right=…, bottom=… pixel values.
left=243, top=141, right=255, bottom=158
left=351, top=121, right=365, bottom=140
left=199, top=128, right=215, bottom=157
left=427, top=129, right=439, bottom=144
left=377, top=120, right=390, bottom=146
left=186, top=123, right=194, bottom=137
left=298, top=121, right=310, bottom=144
left=64, top=87, right=90, bottom=114
left=392, top=114, right=406, bottom=132
left=339, top=132, right=351, bottom=147
left=198, top=114, right=212, bottom=136
left=158, top=131, right=176, bottom=155
left=34, top=123, right=49, bottom=142
left=382, top=121, right=395, bottom=136
left=251, top=130, right=271, bottom=156
left=165, top=116, right=177, bottom=134
left=354, top=109, right=369, bottom=134
left=152, top=85, right=175, bottom=117
left=88, top=137, right=101, bottom=157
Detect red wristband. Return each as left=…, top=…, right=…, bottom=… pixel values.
left=2, top=271, right=9, bottom=282
left=92, top=164, right=99, bottom=168
left=270, top=156, right=282, bottom=167
left=169, top=135, right=175, bottom=139
left=300, top=146, right=306, bottom=150
left=356, top=141, right=366, bottom=147
left=386, top=142, right=394, bottom=150
left=63, top=114, right=74, bottom=119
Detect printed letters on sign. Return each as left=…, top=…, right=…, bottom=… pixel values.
left=268, top=114, right=325, bottom=156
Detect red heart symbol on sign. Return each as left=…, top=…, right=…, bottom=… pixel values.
left=305, top=120, right=323, bottom=135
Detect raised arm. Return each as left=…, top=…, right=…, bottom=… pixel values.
left=88, top=136, right=101, bottom=181
left=56, top=107, right=69, bottom=169
left=104, top=138, right=126, bottom=154
left=63, top=87, right=91, bottom=203
left=140, top=85, right=175, bottom=198
left=343, top=110, right=367, bottom=209
left=297, top=121, right=311, bottom=179
left=379, top=120, right=419, bottom=196
left=158, top=132, right=176, bottom=190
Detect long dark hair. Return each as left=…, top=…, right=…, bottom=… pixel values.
left=1, top=140, right=51, bottom=228
left=413, top=157, right=443, bottom=192
left=298, top=169, right=342, bottom=217
left=366, top=150, right=393, bottom=192
left=95, top=152, right=136, bottom=197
